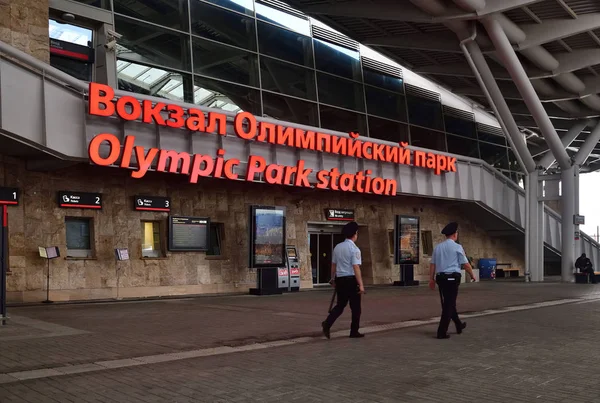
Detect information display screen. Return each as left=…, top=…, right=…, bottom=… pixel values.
left=250, top=206, right=286, bottom=268
left=168, top=216, right=210, bottom=252
left=394, top=215, right=420, bottom=265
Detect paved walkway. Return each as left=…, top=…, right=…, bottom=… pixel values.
left=1, top=282, right=600, bottom=402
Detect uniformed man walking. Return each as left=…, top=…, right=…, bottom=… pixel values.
left=429, top=222, right=476, bottom=339
left=322, top=221, right=365, bottom=339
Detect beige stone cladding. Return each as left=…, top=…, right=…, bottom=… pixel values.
left=0, top=0, right=49, bottom=63
left=0, top=155, right=524, bottom=302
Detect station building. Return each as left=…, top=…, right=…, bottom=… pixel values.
left=0, top=0, right=586, bottom=302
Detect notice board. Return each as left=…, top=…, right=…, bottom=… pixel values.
left=168, top=216, right=210, bottom=252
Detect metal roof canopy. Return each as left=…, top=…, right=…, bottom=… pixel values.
left=282, top=0, right=600, bottom=173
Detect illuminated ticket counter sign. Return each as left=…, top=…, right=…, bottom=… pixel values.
left=87, top=83, right=457, bottom=197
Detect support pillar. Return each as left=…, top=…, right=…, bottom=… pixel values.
left=574, top=168, right=581, bottom=258
left=527, top=171, right=544, bottom=282
left=561, top=166, right=576, bottom=282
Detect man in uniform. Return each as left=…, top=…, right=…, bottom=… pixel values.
left=322, top=221, right=365, bottom=339
left=429, top=222, right=476, bottom=339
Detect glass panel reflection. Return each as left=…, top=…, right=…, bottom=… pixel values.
left=363, top=68, right=403, bottom=93
left=368, top=117, right=409, bottom=144
left=115, top=15, right=191, bottom=71
left=49, top=20, right=92, bottom=45
left=409, top=126, right=447, bottom=152
left=479, top=142, right=509, bottom=170
left=190, top=1, right=256, bottom=51
left=365, top=86, right=407, bottom=122
left=444, top=115, right=477, bottom=139
left=446, top=134, right=479, bottom=158
left=406, top=95, right=444, bottom=131
left=320, top=106, right=367, bottom=135
left=314, top=39, right=361, bottom=81
left=478, top=131, right=507, bottom=146
left=194, top=76, right=261, bottom=115
left=262, top=92, right=319, bottom=126
left=113, top=0, right=189, bottom=31
left=317, top=73, right=365, bottom=112
left=508, top=149, right=521, bottom=172
left=255, top=4, right=310, bottom=36
left=201, top=0, right=254, bottom=15
left=257, top=21, right=313, bottom=67
left=117, top=60, right=193, bottom=102
left=192, top=38, right=259, bottom=87
left=260, top=57, right=316, bottom=100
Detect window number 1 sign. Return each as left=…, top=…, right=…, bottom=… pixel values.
left=0, top=187, right=19, bottom=205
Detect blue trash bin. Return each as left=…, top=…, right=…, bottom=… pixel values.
left=478, top=258, right=497, bottom=280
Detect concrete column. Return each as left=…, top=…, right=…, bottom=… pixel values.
left=527, top=170, right=544, bottom=282
left=574, top=168, right=581, bottom=258
left=95, top=23, right=117, bottom=88
left=561, top=166, right=576, bottom=282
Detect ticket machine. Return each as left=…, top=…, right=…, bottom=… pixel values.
left=286, top=245, right=300, bottom=292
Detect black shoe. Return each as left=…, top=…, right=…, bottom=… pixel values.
left=437, top=334, right=450, bottom=339
left=349, top=332, right=365, bottom=338
left=456, top=322, right=467, bottom=334
left=322, top=321, right=330, bottom=339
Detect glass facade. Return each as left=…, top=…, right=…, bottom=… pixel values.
left=69, top=0, right=522, bottom=182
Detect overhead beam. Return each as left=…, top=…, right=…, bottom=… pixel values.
left=414, top=62, right=512, bottom=79
left=298, top=1, right=470, bottom=22
left=452, top=0, right=544, bottom=15
left=517, top=14, right=600, bottom=50
left=574, top=122, right=600, bottom=166
left=539, top=121, right=588, bottom=169
left=363, top=33, right=463, bottom=53
left=453, top=85, right=576, bottom=103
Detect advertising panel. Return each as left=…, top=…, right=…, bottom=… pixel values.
left=249, top=206, right=286, bottom=268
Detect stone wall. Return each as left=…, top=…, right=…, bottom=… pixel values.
left=0, top=156, right=525, bottom=302
left=0, top=0, right=49, bottom=62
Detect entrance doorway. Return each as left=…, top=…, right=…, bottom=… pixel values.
left=309, top=232, right=345, bottom=285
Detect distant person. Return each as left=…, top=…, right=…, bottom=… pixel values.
left=576, top=253, right=596, bottom=284
left=429, top=222, right=476, bottom=339
left=322, top=221, right=365, bottom=339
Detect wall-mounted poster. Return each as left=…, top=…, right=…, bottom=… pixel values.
left=249, top=206, right=286, bottom=268
left=394, top=215, right=420, bottom=265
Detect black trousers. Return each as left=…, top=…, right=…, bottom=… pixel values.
left=325, top=276, right=361, bottom=334
left=436, top=273, right=462, bottom=337
left=582, top=267, right=597, bottom=283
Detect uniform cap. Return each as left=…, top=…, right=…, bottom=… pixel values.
left=342, top=221, right=359, bottom=238
left=441, top=222, right=458, bottom=236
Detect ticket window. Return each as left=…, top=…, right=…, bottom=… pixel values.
left=141, top=221, right=164, bottom=258
left=49, top=18, right=95, bottom=82
left=66, top=217, right=94, bottom=258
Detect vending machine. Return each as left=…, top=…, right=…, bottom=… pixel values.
left=286, top=245, right=300, bottom=292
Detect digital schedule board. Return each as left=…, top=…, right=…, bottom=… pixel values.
left=168, top=216, right=210, bottom=252
left=249, top=206, right=286, bottom=268
left=394, top=215, right=420, bottom=265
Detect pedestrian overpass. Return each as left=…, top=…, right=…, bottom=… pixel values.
left=0, top=22, right=599, bottom=278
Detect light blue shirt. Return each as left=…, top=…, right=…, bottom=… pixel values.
left=332, top=239, right=362, bottom=277
left=431, top=239, right=468, bottom=274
